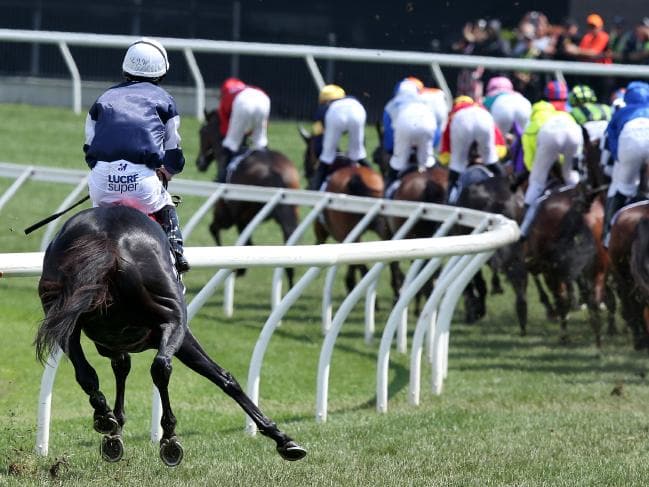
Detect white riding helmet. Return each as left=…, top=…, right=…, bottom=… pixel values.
left=122, top=37, right=169, bottom=79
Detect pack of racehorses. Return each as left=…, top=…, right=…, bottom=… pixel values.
left=36, top=101, right=648, bottom=468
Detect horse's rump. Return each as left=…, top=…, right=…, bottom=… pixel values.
left=36, top=233, right=120, bottom=363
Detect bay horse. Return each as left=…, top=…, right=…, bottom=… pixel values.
left=526, top=125, right=616, bottom=345
left=35, top=206, right=306, bottom=466
left=299, top=127, right=402, bottom=297
left=608, top=201, right=649, bottom=350
left=197, top=109, right=301, bottom=284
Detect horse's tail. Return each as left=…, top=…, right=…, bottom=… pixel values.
left=631, top=218, right=649, bottom=298
left=347, top=173, right=374, bottom=198
left=35, top=235, right=119, bottom=363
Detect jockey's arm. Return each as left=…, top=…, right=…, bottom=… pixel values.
left=162, top=114, right=185, bottom=177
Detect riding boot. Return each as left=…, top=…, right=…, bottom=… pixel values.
left=446, top=169, right=461, bottom=204
left=308, top=162, right=330, bottom=190
left=153, top=205, right=190, bottom=274
left=519, top=204, right=532, bottom=241
left=384, top=167, right=399, bottom=195
left=602, top=192, right=629, bottom=247
left=216, top=148, right=234, bottom=183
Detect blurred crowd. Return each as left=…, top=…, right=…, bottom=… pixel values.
left=451, top=11, right=649, bottom=102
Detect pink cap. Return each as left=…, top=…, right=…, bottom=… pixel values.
left=486, top=76, right=513, bottom=96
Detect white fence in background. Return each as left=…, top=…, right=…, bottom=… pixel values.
left=0, top=162, right=519, bottom=455
left=2, top=28, right=649, bottom=118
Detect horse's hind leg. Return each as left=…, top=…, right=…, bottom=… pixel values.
left=174, top=331, right=307, bottom=461
left=111, top=353, right=131, bottom=428
left=150, top=323, right=186, bottom=467
left=276, top=205, right=298, bottom=288
left=68, top=330, right=123, bottom=461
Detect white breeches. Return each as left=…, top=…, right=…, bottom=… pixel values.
left=608, top=117, right=649, bottom=197
left=583, top=120, right=608, bottom=144
left=449, top=106, right=499, bottom=172
left=222, top=88, right=271, bottom=152
left=490, top=92, right=532, bottom=134
left=89, top=160, right=172, bottom=214
left=389, top=102, right=437, bottom=171
left=524, top=117, right=583, bottom=205
left=320, top=97, right=367, bottom=164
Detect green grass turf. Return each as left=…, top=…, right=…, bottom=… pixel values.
left=1, top=103, right=649, bottom=486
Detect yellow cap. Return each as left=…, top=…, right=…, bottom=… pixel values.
left=453, top=95, right=474, bottom=105
left=319, top=84, right=346, bottom=103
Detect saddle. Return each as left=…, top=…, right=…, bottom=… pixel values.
left=454, top=165, right=495, bottom=200
left=318, top=157, right=370, bottom=191
left=384, top=165, right=421, bottom=199
left=225, top=148, right=270, bottom=183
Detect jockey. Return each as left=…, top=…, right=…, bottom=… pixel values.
left=418, top=86, right=448, bottom=147
left=438, top=96, right=507, bottom=203
left=568, top=84, right=612, bottom=143
left=600, top=87, right=628, bottom=178
left=84, top=38, right=189, bottom=273
left=382, top=77, right=424, bottom=156
left=602, top=81, right=649, bottom=245
left=384, top=94, right=438, bottom=191
left=519, top=100, right=584, bottom=239
left=308, top=84, right=368, bottom=190
left=544, top=80, right=570, bottom=112
left=483, top=76, right=532, bottom=135
left=217, top=77, right=271, bottom=183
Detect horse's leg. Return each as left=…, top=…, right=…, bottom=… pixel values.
left=95, top=345, right=131, bottom=429
left=534, top=274, right=556, bottom=321
left=578, top=276, right=602, bottom=348
left=507, top=262, right=528, bottom=336
left=463, top=278, right=479, bottom=324
left=604, top=279, right=617, bottom=336
left=174, top=331, right=306, bottom=461
left=111, top=353, right=131, bottom=428
left=276, top=204, right=298, bottom=288
left=490, top=265, right=504, bottom=295
left=548, top=276, right=570, bottom=343
left=474, top=269, right=487, bottom=320
left=345, top=265, right=357, bottom=294
left=68, top=330, right=124, bottom=462
left=67, top=330, right=116, bottom=433
left=150, top=323, right=186, bottom=467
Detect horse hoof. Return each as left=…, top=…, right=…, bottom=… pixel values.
left=94, top=415, right=119, bottom=435
left=160, top=437, right=184, bottom=467
left=277, top=440, right=307, bottom=461
left=100, top=435, right=124, bottom=462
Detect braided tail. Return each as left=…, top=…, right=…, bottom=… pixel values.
left=35, top=235, right=119, bottom=364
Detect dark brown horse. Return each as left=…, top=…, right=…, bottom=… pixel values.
left=299, top=128, right=402, bottom=296
left=608, top=201, right=649, bottom=349
left=454, top=166, right=529, bottom=331
left=36, top=206, right=306, bottom=466
left=197, top=109, right=301, bottom=284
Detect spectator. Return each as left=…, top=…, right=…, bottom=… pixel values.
left=473, top=19, right=511, bottom=58
left=575, top=14, right=611, bottom=63
left=553, top=18, right=580, bottom=61
left=624, top=21, right=649, bottom=64
left=607, top=16, right=633, bottom=62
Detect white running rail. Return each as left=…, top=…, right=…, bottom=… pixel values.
left=0, top=162, right=519, bottom=454
left=2, top=29, right=649, bottom=117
